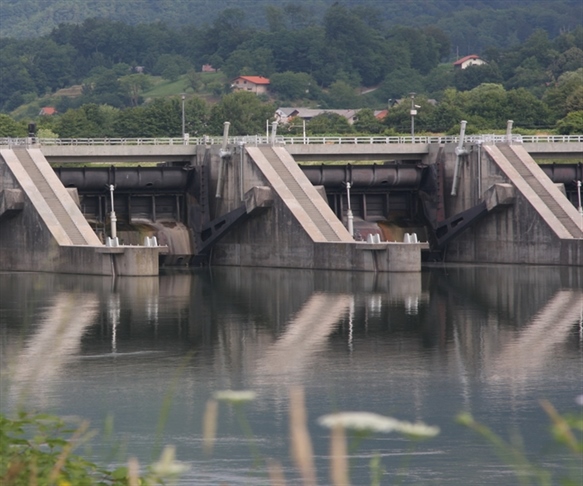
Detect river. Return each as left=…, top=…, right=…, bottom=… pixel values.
left=1, top=265, right=581, bottom=485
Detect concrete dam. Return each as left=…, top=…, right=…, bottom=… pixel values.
left=1, top=133, right=582, bottom=275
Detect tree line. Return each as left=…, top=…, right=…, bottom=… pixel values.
left=0, top=3, right=582, bottom=136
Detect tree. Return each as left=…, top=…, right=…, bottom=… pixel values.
left=423, top=26, right=451, bottom=61
left=111, top=106, right=147, bottom=137
left=0, top=53, right=37, bottom=109
left=208, top=91, right=274, bottom=136
left=325, top=81, right=359, bottom=109
left=387, top=26, right=441, bottom=75
left=379, top=68, right=424, bottom=100
left=152, top=54, right=192, bottom=81
left=543, top=69, right=583, bottom=119
left=119, top=74, right=152, bottom=107
left=424, top=65, right=455, bottom=96
left=269, top=72, right=316, bottom=101
left=323, top=4, right=390, bottom=85
left=353, top=108, right=384, bottom=134
left=556, top=110, right=583, bottom=134
left=504, top=56, right=550, bottom=93
left=184, top=96, right=211, bottom=136
left=566, top=86, right=583, bottom=113
left=549, top=47, right=583, bottom=78
left=505, top=88, right=550, bottom=128
left=383, top=97, right=435, bottom=134
left=186, top=70, right=203, bottom=92
left=464, top=83, right=509, bottom=129
left=222, top=47, right=275, bottom=79
left=454, top=63, right=504, bottom=92
left=265, top=5, right=286, bottom=32
left=427, top=88, right=466, bottom=133
left=54, top=104, right=113, bottom=138
left=141, top=98, right=183, bottom=136
left=307, top=112, right=353, bottom=135
left=0, top=114, right=26, bottom=137
left=83, top=67, right=126, bottom=107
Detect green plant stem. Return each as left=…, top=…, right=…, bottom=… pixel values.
left=234, top=405, right=262, bottom=469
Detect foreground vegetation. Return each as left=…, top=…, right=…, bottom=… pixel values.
left=1, top=390, right=581, bottom=485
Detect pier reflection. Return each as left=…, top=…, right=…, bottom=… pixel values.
left=1, top=265, right=581, bottom=412
left=8, top=293, right=99, bottom=408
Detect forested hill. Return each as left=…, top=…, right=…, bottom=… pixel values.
left=2, top=0, right=581, bottom=52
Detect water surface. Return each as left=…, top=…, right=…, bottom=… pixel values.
left=1, top=266, right=581, bottom=485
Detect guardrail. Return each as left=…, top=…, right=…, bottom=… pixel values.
left=1, top=134, right=582, bottom=147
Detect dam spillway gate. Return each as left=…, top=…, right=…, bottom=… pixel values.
left=50, top=154, right=583, bottom=267
left=53, top=161, right=430, bottom=261
left=53, top=165, right=192, bottom=238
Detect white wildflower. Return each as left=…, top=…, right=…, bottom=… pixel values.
left=318, top=412, right=440, bottom=438
left=151, top=445, right=189, bottom=477
left=317, top=412, right=400, bottom=433
left=393, top=421, right=440, bottom=438
left=214, top=390, right=256, bottom=404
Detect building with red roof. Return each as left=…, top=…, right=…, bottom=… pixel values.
left=39, top=107, right=57, bottom=116
left=231, top=76, right=270, bottom=94
left=453, top=55, right=486, bottom=70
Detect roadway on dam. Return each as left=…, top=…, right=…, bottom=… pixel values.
left=4, top=134, right=579, bottom=164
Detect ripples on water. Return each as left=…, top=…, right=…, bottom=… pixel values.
left=0, top=265, right=581, bottom=485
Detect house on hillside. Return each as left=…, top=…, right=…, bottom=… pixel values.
left=275, top=107, right=360, bottom=125
left=231, top=76, right=270, bottom=94
left=453, top=55, right=487, bottom=69
left=39, top=107, right=57, bottom=116
left=202, top=64, right=217, bottom=72
left=374, top=109, right=388, bottom=120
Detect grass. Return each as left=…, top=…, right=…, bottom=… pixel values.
left=142, top=72, right=228, bottom=99
left=142, top=76, right=191, bottom=98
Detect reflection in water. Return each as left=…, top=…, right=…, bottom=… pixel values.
left=254, top=293, right=352, bottom=386
left=1, top=265, right=581, bottom=485
left=487, top=290, right=582, bottom=386
left=9, top=293, right=98, bottom=408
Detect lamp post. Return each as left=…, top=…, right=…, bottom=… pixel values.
left=577, top=179, right=582, bottom=230
left=109, top=184, right=117, bottom=246
left=181, top=93, right=186, bottom=139
left=410, top=92, right=419, bottom=142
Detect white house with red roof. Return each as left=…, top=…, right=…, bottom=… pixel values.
left=453, top=55, right=486, bottom=69
left=231, top=76, right=270, bottom=94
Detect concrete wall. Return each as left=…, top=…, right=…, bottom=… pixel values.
left=0, top=152, right=162, bottom=276
left=208, top=144, right=422, bottom=272
left=440, top=143, right=582, bottom=266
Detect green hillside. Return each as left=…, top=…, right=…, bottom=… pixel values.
left=2, top=0, right=581, bottom=51
left=1, top=0, right=581, bottom=137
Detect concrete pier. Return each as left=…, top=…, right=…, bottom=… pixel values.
left=0, top=148, right=164, bottom=276
left=207, top=144, right=424, bottom=272
left=438, top=142, right=582, bottom=266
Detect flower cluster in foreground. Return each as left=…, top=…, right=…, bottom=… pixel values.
left=318, top=411, right=440, bottom=438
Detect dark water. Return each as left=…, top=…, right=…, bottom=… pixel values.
left=1, top=266, right=581, bottom=485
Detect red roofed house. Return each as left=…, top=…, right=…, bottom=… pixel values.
left=39, top=106, right=57, bottom=116
left=231, top=76, right=270, bottom=94
left=453, top=55, right=487, bottom=70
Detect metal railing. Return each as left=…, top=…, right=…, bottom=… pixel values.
left=1, top=134, right=582, bottom=147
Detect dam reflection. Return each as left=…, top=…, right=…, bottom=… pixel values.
left=2, top=265, right=581, bottom=412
